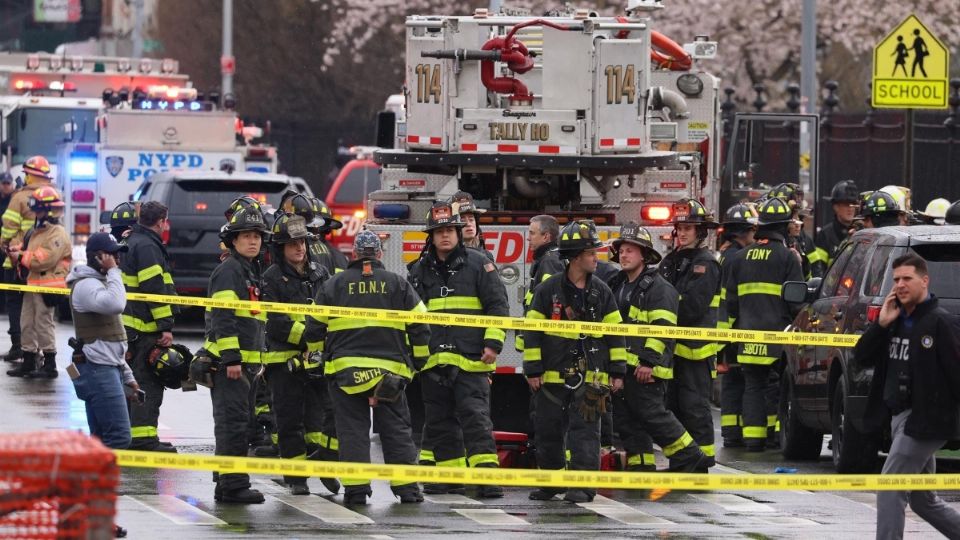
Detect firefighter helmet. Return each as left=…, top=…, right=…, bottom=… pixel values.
left=109, top=201, right=138, bottom=228
left=423, top=201, right=464, bottom=233
left=219, top=206, right=268, bottom=247
left=860, top=190, right=902, bottom=218
left=945, top=200, right=960, bottom=225
left=22, top=155, right=53, bottom=182
left=558, top=220, right=604, bottom=259
left=451, top=191, right=486, bottom=215
left=879, top=185, right=909, bottom=211
left=756, top=197, right=794, bottom=225
left=28, top=186, right=65, bottom=214
left=919, top=198, right=950, bottom=223
left=610, top=221, right=661, bottom=265
left=149, top=344, right=192, bottom=390
left=768, top=183, right=802, bottom=205
left=722, top=203, right=759, bottom=226
left=224, top=195, right=263, bottom=220
left=282, top=193, right=316, bottom=222
left=312, top=198, right=342, bottom=231
left=270, top=213, right=309, bottom=244
left=671, top=199, right=719, bottom=228
left=827, top=180, right=860, bottom=203
left=354, top=229, right=382, bottom=258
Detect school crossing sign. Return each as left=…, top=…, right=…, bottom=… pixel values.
left=872, top=14, right=950, bottom=109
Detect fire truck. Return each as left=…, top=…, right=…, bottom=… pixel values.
left=0, top=52, right=188, bottom=180
left=56, top=86, right=278, bottom=244
left=365, top=2, right=723, bottom=431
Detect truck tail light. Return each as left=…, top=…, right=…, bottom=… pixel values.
left=641, top=204, right=673, bottom=223
left=866, top=305, right=881, bottom=323
left=75, top=214, right=91, bottom=235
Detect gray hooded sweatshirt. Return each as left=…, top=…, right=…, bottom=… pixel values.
left=65, top=264, right=135, bottom=384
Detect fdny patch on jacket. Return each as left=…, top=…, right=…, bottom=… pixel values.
left=693, top=264, right=706, bottom=274
left=922, top=335, right=934, bottom=349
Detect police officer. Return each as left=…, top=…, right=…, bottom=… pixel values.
left=407, top=202, right=509, bottom=498
left=860, top=191, right=906, bottom=229
left=1, top=156, right=53, bottom=363
left=608, top=222, right=707, bottom=472
left=107, top=202, right=138, bottom=242
left=310, top=230, right=430, bottom=506
left=815, top=180, right=860, bottom=265
left=119, top=201, right=178, bottom=452
left=716, top=203, right=758, bottom=448
left=450, top=191, right=494, bottom=261
left=658, top=199, right=720, bottom=467
left=206, top=207, right=269, bottom=504
left=722, top=197, right=803, bottom=452
left=524, top=220, right=627, bottom=503
left=261, top=212, right=340, bottom=495
left=310, top=198, right=349, bottom=272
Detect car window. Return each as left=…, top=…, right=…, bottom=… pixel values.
left=170, top=179, right=289, bottom=214
left=836, top=241, right=871, bottom=297
left=862, top=244, right=894, bottom=298
left=332, top=166, right=379, bottom=204
left=132, top=181, right=151, bottom=201
left=820, top=242, right=855, bottom=298
left=911, top=244, right=960, bottom=300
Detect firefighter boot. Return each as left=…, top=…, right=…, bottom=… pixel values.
left=215, top=487, right=265, bottom=504
left=3, top=335, right=22, bottom=362
left=306, top=444, right=341, bottom=494
left=475, top=463, right=504, bottom=499
left=344, top=486, right=372, bottom=506
left=25, top=351, right=58, bottom=379
left=6, top=351, right=36, bottom=377
left=393, top=484, right=424, bottom=504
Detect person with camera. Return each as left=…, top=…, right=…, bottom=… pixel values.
left=854, top=254, right=960, bottom=540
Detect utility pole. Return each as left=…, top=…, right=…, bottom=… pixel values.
left=800, top=0, right=816, bottom=114
left=131, top=0, right=144, bottom=58
left=488, top=0, right=501, bottom=13
left=221, top=0, right=234, bottom=97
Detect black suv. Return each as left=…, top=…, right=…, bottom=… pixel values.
left=779, top=225, right=960, bottom=472
left=132, top=171, right=312, bottom=295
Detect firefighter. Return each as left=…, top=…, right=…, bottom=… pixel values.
left=523, top=220, right=627, bottom=503
left=261, top=213, right=340, bottom=495
left=282, top=193, right=336, bottom=273
left=119, top=201, right=179, bottom=452
left=107, top=202, right=138, bottom=243
left=815, top=180, right=859, bottom=265
left=5, top=186, right=71, bottom=379
left=450, top=191, right=494, bottom=261
left=768, top=183, right=824, bottom=278
left=310, top=198, right=349, bottom=272
left=917, top=198, right=950, bottom=225
left=608, top=222, right=707, bottom=472
left=205, top=206, right=269, bottom=504
left=658, top=199, right=720, bottom=467
left=407, top=201, right=509, bottom=499
left=860, top=191, right=906, bottom=229
left=716, top=203, right=758, bottom=447
left=722, top=197, right=804, bottom=452
left=309, top=230, right=430, bottom=506
left=518, top=214, right=564, bottom=352
left=1, top=155, right=53, bottom=363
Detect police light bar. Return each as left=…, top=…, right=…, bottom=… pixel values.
left=69, top=155, right=97, bottom=180
left=135, top=99, right=207, bottom=112
left=146, top=85, right=198, bottom=100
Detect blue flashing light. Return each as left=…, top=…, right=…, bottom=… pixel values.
left=374, top=204, right=411, bottom=221
left=246, top=166, right=269, bottom=173
left=69, top=156, right=97, bottom=179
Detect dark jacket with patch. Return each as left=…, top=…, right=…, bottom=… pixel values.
left=121, top=224, right=177, bottom=336
left=659, top=246, right=720, bottom=362
left=262, top=259, right=328, bottom=365
left=204, top=253, right=264, bottom=366
left=609, top=267, right=679, bottom=380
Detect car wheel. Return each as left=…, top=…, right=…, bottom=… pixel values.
left=831, top=376, right=879, bottom=473
left=779, top=372, right=823, bottom=460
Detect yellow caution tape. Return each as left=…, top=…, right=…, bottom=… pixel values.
left=0, top=283, right=857, bottom=347
left=113, top=450, right=958, bottom=491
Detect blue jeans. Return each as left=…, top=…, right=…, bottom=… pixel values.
left=71, top=362, right=132, bottom=449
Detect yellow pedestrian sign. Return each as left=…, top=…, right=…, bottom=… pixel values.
left=872, top=14, right=950, bottom=109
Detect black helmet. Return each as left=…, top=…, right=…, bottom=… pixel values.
left=354, top=229, right=382, bottom=258
left=451, top=191, right=486, bottom=216
left=108, top=202, right=138, bottom=228
left=558, top=220, right=603, bottom=259
left=270, top=212, right=309, bottom=244
left=610, top=221, right=661, bottom=265
left=756, top=197, right=794, bottom=225
left=150, top=344, right=192, bottom=390
left=768, top=182, right=804, bottom=209
left=220, top=206, right=269, bottom=248
left=671, top=199, right=719, bottom=228
left=423, top=201, right=465, bottom=233
left=312, top=198, right=343, bottom=231
left=224, top=195, right=263, bottom=221
left=827, top=180, right=860, bottom=203
left=860, top=190, right=902, bottom=218
left=722, top=203, right=759, bottom=226
left=946, top=200, right=960, bottom=225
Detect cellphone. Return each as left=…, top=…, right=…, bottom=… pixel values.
left=895, top=298, right=904, bottom=309
left=136, top=389, right=146, bottom=404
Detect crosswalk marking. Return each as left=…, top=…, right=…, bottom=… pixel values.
left=454, top=508, right=531, bottom=526
left=125, top=495, right=226, bottom=525
left=271, top=493, right=375, bottom=525
left=424, top=494, right=484, bottom=505
left=749, top=515, right=819, bottom=526
left=577, top=495, right=673, bottom=525
left=693, top=493, right=776, bottom=513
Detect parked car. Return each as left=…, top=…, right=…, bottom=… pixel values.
left=132, top=171, right=312, bottom=296
left=779, top=225, right=960, bottom=472
left=325, top=156, right=379, bottom=257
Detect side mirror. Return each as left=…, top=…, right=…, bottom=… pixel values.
left=375, top=111, right=396, bottom=149
left=782, top=281, right=811, bottom=304
left=99, top=210, right=112, bottom=225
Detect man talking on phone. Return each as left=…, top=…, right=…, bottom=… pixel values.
left=855, top=253, right=960, bottom=540
left=66, top=232, right=142, bottom=449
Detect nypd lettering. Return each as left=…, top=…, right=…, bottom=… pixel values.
left=107, top=152, right=209, bottom=181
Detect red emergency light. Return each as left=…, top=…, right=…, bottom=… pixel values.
left=641, top=204, right=673, bottom=223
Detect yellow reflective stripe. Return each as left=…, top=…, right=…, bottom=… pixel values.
left=647, top=309, right=677, bottom=324
left=700, top=444, right=716, bottom=457
left=526, top=310, right=547, bottom=320
left=341, top=478, right=371, bottom=486
left=121, top=314, right=158, bottom=333
left=437, top=457, right=467, bottom=468
left=338, top=375, right=384, bottom=395
left=254, top=404, right=271, bottom=415
left=212, top=290, right=240, bottom=301
left=304, top=432, right=323, bottom=445
left=419, top=449, right=435, bottom=462
left=468, top=453, right=499, bottom=467
left=720, top=414, right=742, bottom=427
left=217, top=336, right=240, bottom=350
left=645, top=338, right=666, bottom=354
left=150, top=305, right=173, bottom=320
left=767, top=415, right=779, bottom=428
left=541, top=273, right=553, bottom=282
left=427, top=296, right=482, bottom=311
left=542, top=370, right=609, bottom=385
left=662, top=432, right=694, bottom=457
left=137, top=264, right=164, bottom=282
left=628, top=305, right=645, bottom=322
left=609, top=347, right=628, bottom=362
left=720, top=287, right=727, bottom=300
left=627, top=454, right=643, bottom=466
left=413, top=344, right=430, bottom=358
left=737, top=282, right=782, bottom=296
left=738, top=354, right=778, bottom=365
left=625, top=351, right=639, bottom=367
left=324, top=356, right=413, bottom=379
left=524, top=348, right=541, bottom=361
left=710, top=294, right=720, bottom=308
left=327, top=318, right=405, bottom=332
left=524, top=291, right=533, bottom=306
left=121, top=272, right=138, bottom=287
left=307, top=340, right=324, bottom=353
left=287, top=321, right=305, bottom=345
left=2, top=208, right=21, bottom=224
left=674, top=342, right=716, bottom=360
left=162, top=272, right=174, bottom=285
left=652, top=365, right=673, bottom=379
left=717, top=319, right=731, bottom=330
left=743, top=426, right=768, bottom=439
left=412, top=301, right=427, bottom=313
left=810, top=247, right=829, bottom=264
left=130, top=426, right=158, bottom=438
left=484, top=327, right=506, bottom=343
left=602, top=310, right=622, bottom=325
left=423, top=351, right=493, bottom=373
left=262, top=350, right=299, bottom=364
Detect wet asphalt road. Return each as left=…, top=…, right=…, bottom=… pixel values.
left=1, top=318, right=958, bottom=539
